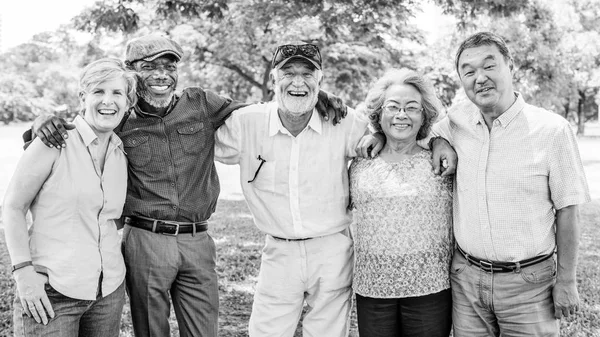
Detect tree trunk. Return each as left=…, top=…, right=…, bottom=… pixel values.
left=577, top=90, right=585, bottom=136
left=563, top=99, right=569, bottom=119
left=261, top=86, right=273, bottom=102
left=261, top=62, right=274, bottom=102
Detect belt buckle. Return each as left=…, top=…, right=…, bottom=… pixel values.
left=479, top=260, right=494, bottom=272
left=161, top=222, right=180, bottom=236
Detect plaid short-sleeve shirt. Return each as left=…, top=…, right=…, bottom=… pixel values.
left=433, top=93, right=590, bottom=261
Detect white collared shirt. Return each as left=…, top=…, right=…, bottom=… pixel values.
left=29, top=115, right=127, bottom=300
left=215, top=102, right=368, bottom=238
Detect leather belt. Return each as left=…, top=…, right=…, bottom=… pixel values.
left=457, top=245, right=554, bottom=273
left=271, top=235, right=314, bottom=242
left=124, top=216, right=208, bottom=236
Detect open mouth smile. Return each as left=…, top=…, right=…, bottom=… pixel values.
left=148, top=84, right=173, bottom=93
left=391, top=123, right=411, bottom=130
left=288, top=90, right=308, bottom=97
left=98, top=109, right=117, bottom=116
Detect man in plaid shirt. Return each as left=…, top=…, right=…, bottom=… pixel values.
left=433, top=31, right=590, bottom=336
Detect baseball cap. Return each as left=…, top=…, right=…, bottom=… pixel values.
left=271, top=43, right=322, bottom=70
left=125, top=35, right=184, bottom=65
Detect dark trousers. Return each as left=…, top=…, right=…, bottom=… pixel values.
left=356, top=288, right=452, bottom=337
left=122, top=225, right=219, bottom=337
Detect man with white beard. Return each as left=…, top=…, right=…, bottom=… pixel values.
left=214, top=42, right=364, bottom=336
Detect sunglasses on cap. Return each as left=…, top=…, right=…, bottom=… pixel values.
left=271, top=44, right=322, bottom=69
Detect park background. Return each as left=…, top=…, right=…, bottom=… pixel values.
left=0, top=0, right=599, bottom=336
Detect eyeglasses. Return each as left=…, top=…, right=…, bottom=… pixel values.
left=382, top=103, right=422, bottom=116
left=271, top=44, right=322, bottom=69
left=248, top=155, right=266, bottom=183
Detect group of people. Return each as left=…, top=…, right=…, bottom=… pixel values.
left=3, top=30, right=590, bottom=337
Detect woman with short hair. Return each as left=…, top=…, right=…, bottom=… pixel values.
left=3, top=58, right=136, bottom=337
left=350, top=68, right=454, bottom=337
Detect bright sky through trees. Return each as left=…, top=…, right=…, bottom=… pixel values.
left=1, top=0, right=444, bottom=52
left=1, top=0, right=96, bottom=51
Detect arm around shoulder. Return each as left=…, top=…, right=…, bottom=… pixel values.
left=30, top=114, right=76, bottom=149
left=214, top=106, right=245, bottom=165
left=204, top=89, right=250, bottom=129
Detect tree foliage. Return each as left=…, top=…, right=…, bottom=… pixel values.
left=437, top=0, right=532, bottom=29
left=0, top=30, right=83, bottom=122
left=1, top=0, right=598, bottom=133
left=422, top=0, right=599, bottom=133
left=72, top=0, right=426, bottom=106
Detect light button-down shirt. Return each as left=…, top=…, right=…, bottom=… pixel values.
left=30, top=115, right=127, bottom=300
left=215, top=102, right=368, bottom=239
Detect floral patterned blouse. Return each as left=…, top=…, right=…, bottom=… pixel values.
left=349, top=150, right=453, bottom=298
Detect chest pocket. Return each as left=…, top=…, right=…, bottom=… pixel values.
left=122, top=134, right=151, bottom=167
left=250, top=161, right=276, bottom=193
left=177, top=122, right=208, bottom=154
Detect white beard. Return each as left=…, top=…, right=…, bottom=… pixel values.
left=276, top=90, right=318, bottom=117
left=138, top=90, right=173, bottom=109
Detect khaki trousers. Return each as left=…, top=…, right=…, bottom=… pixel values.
left=249, top=231, right=354, bottom=337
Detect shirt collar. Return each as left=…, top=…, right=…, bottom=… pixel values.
left=494, top=92, right=524, bottom=128
left=73, top=115, right=98, bottom=147
left=73, top=115, right=124, bottom=151
left=469, top=91, right=524, bottom=127
left=268, top=102, right=322, bottom=137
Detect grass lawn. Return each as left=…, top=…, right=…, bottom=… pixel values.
left=0, top=199, right=359, bottom=336
left=1, top=199, right=599, bottom=336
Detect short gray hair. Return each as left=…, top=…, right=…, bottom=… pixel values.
left=364, top=68, right=442, bottom=140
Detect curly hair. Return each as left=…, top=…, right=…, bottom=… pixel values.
left=364, top=68, right=442, bottom=140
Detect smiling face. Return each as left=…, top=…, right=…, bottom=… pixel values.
left=133, top=56, right=178, bottom=109
left=457, top=44, right=515, bottom=115
left=81, top=77, right=129, bottom=134
left=273, top=59, right=321, bottom=118
left=379, top=84, right=424, bottom=143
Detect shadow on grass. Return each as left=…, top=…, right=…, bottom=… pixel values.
left=211, top=199, right=261, bottom=337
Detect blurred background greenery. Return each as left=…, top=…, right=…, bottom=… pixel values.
left=0, top=0, right=598, bottom=133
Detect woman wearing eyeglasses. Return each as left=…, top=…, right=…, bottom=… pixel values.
left=349, top=68, right=453, bottom=337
